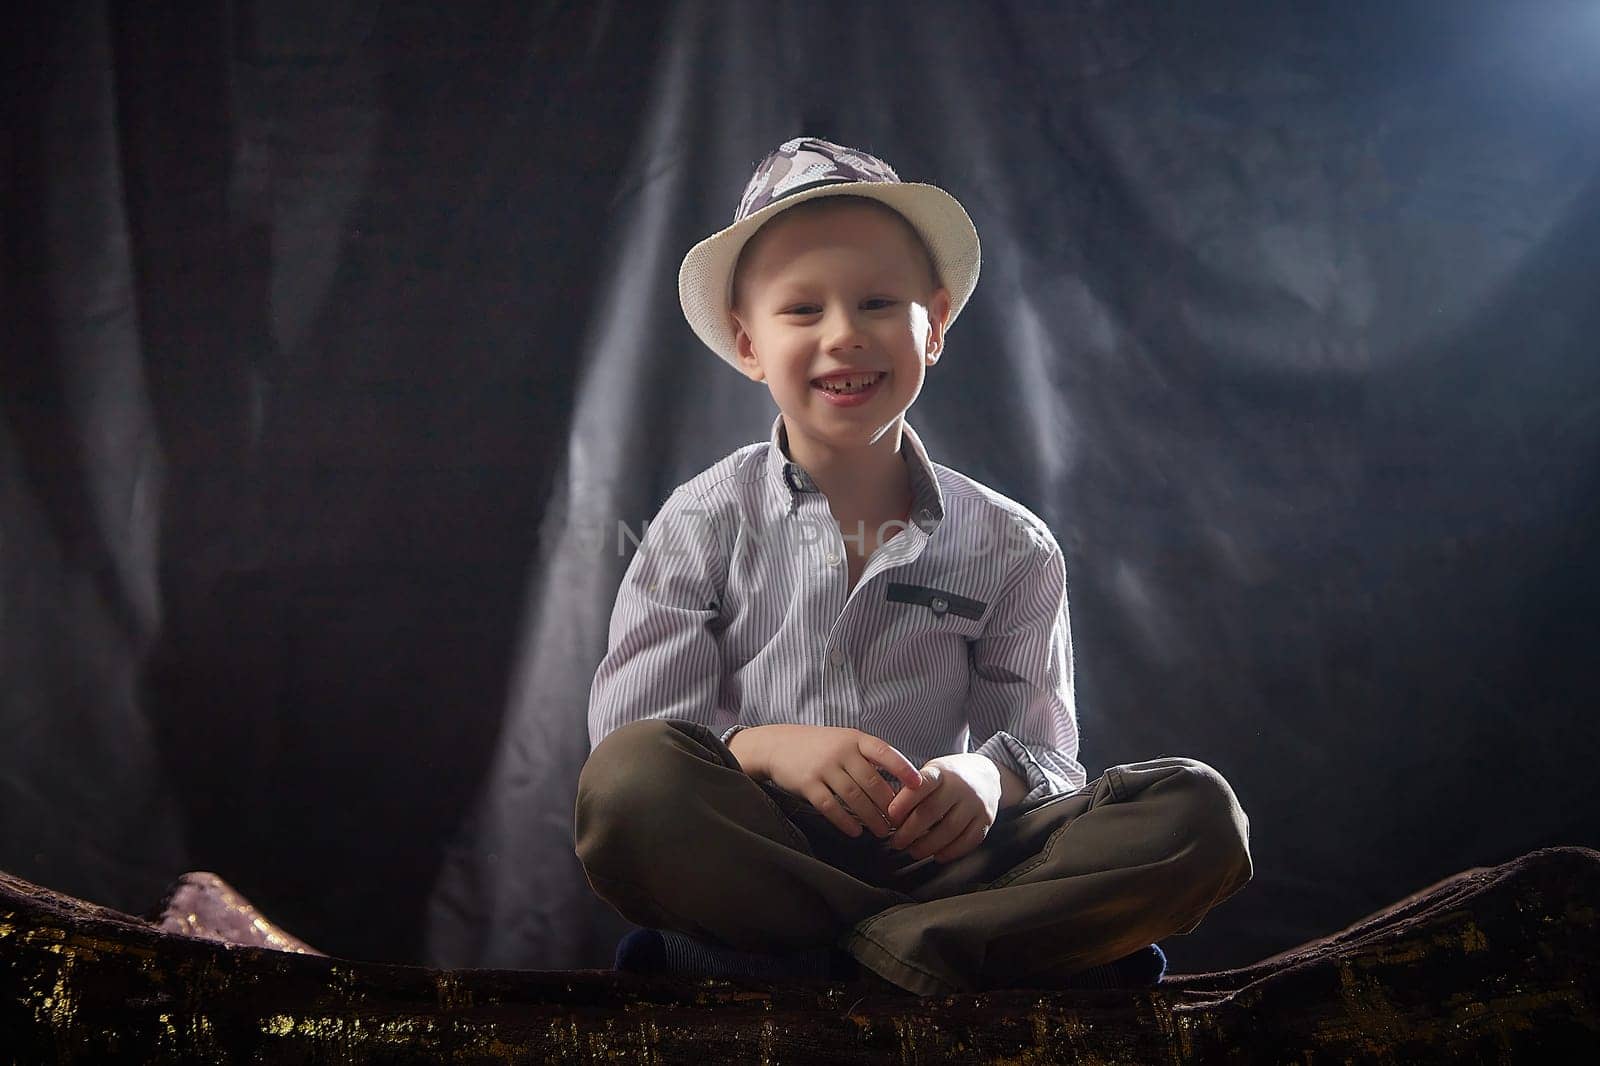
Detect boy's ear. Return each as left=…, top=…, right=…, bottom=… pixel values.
left=924, top=286, right=952, bottom=365
left=729, top=310, right=766, bottom=382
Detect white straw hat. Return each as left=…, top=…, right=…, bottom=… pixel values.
left=678, top=137, right=982, bottom=373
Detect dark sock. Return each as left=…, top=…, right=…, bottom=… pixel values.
left=615, top=928, right=856, bottom=983
left=613, top=928, right=669, bottom=972
left=1054, top=942, right=1167, bottom=989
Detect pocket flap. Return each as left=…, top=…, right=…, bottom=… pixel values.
left=885, top=582, right=987, bottom=620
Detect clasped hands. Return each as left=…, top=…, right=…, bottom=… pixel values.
left=729, top=724, right=1002, bottom=864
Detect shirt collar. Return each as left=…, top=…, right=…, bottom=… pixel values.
left=763, top=413, right=946, bottom=534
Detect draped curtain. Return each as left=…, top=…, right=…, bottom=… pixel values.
left=4, top=0, right=1597, bottom=974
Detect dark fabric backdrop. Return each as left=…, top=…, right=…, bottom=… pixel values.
left=3, top=0, right=1597, bottom=977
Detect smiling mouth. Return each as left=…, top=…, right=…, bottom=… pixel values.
left=812, top=371, right=887, bottom=395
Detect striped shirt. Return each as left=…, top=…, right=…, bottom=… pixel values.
left=587, top=413, right=1086, bottom=803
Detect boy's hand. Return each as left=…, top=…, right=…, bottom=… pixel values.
left=884, top=753, right=1002, bottom=864
left=748, top=725, right=924, bottom=839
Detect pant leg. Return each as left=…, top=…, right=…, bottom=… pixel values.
left=842, top=756, right=1253, bottom=996
left=574, top=718, right=916, bottom=952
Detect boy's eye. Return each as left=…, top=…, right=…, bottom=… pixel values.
left=782, top=299, right=895, bottom=315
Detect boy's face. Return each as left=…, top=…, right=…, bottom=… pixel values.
left=728, top=200, right=951, bottom=454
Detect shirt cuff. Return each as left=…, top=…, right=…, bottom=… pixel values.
left=974, top=730, right=1057, bottom=805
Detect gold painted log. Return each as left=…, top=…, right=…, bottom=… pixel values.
left=2, top=847, right=1597, bottom=1062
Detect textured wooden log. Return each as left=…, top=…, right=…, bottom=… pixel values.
left=3, top=847, right=1597, bottom=1062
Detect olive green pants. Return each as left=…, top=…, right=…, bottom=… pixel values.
left=574, top=718, right=1252, bottom=996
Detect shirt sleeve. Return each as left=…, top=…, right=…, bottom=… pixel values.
left=966, top=528, right=1087, bottom=804
left=587, top=487, right=735, bottom=749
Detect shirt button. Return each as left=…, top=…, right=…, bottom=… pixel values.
left=930, top=596, right=949, bottom=614
left=828, top=647, right=846, bottom=668
left=824, top=552, right=840, bottom=565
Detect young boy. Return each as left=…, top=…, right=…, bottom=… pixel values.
left=575, top=137, right=1252, bottom=996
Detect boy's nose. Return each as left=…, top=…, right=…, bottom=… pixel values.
left=823, top=311, right=869, bottom=353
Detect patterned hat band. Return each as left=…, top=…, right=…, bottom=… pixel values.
left=752, top=173, right=863, bottom=216
left=679, top=136, right=982, bottom=373
left=734, top=137, right=906, bottom=221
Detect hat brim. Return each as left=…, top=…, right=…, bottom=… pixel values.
left=678, top=181, right=981, bottom=373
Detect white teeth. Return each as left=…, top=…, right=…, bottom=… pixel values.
left=815, top=372, right=883, bottom=394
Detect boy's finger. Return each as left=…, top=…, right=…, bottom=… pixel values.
left=932, top=820, right=989, bottom=864
left=891, top=788, right=959, bottom=850
left=829, top=767, right=891, bottom=837
left=910, top=809, right=971, bottom=859
left=889, top=801, right=938, bottom=850
left=886, top=765, right=941, bottom=824
left=804, top=784, right=863, bottom=838
left=857, top=735, right=922, bottom=791
left=843, top=761, right=898, bottom=832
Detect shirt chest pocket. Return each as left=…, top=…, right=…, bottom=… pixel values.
left=885, top=582, right=989, bottom=635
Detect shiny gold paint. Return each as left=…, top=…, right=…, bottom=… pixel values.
left=4, top=851, right=1597, bottom=1062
